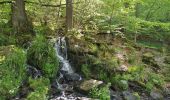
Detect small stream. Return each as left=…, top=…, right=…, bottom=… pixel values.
left=51, top=37, right=84, bottom=100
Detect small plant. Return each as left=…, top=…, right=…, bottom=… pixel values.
left=111, top=74, right=129, bottom=90
left=26, top=77, right=50, bottom=100
left=0, top=47, right=26, bottom=99
left=89, top=83, right=111, bottom=100
left=98, top=70, right=110, bottom=82
left=81, top=64, right=91, bottom=78
left=27, top=34, right=59, bottom=78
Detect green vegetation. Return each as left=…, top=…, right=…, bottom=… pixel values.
left=89, top=83, right=111, bottom=100
left=0, top=46, right=26, bottom=99
left=27, top=34, right=59, bottom=78
left=26, top=77, right=50, bottom=100
left=0, top=0, right=170, bottom=99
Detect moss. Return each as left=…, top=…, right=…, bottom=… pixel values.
left=27, top=34, right=59, bottom=78
left=0, top=47, right=26, bottom=99
left=26, top=77, right=50, bottom=100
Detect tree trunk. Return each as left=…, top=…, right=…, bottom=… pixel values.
left=66, top=0, right=73, bottom=32
left=11, top=0, right=33, bottom=34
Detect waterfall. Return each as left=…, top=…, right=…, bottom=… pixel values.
left=55, top=37, right=73, bottom=74
left=51, top=37, right=83, bottom=100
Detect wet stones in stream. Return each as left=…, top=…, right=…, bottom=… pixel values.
left=27, top=65, right=42, bottom=79
left=65, top=73, right=82, bottom=81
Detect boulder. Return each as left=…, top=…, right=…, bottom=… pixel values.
left=65, top=73, right=82, bottom=81
left=78, top=79, right=103, bottom=93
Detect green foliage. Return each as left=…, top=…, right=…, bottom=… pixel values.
left=0, top=33, right=15, bottom=46
left=144, top=73, right=164, bottom=92
left=111, top=74, right=129, bottom=90
left=0, top=47, right=26, bottom=99
left=81, top=64, right=91, bottom=78
left=123, top=17, right=170, bottom=41
left=89, top=83, right=111, bottom=100
left=133, top=92, right=140, bottom=100
left=26, top=77, right=50, bottom=100
left=98, top=70, right=110, bottom=82
left=27, top=34, right=59, bottom=78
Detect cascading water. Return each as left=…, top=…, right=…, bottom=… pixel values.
left=55, top=37, right=73, bottom=74
left=51, top=37, right=83, bottom=100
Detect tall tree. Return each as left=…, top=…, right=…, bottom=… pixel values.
left=11, top=0, right=33, bottom=34
left=66, top=0, right=73, bottom=32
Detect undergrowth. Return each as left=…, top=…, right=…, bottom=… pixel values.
left=27, top=34, right=59, bottom=79
left=0, top=47, right=26, bottom=99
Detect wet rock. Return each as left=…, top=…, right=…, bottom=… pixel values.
left=78, top=79, right=103, bottom=93
left=150, top=90, right=163, bottom=100
left=122, top=91, right=140, bottom=100
left=27, top=65, right=42, bottom=79
left=65, top=73, right=82, bottom=81
left=110, top=90, right=123, bottom=100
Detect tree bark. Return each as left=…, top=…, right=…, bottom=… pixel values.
left=11, top=0, right=33, bottom=34
left=66, top=0, right=73, bottom=32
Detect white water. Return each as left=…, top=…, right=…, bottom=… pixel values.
left=52, top=37, right=79, bottom=100
left=55, top=37, right=73, bottom=74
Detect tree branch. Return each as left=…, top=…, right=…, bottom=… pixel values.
left=0, top=0, right=80, bottom=8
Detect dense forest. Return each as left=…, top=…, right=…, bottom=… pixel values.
left=0, top=0, right=170, bottom=100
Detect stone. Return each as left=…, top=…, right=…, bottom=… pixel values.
left=79, top=79, right=103, bottom=92
left=117, top=64, right=128, bottom=72
left=150, top=90, right=163, bottom=100
left=122, top=91, right=140, bottom=100
left=110, top=90, right=123, bottom=100
left=65, top=73, right=82, bottom=81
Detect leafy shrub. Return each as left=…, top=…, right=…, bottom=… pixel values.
left=89, top=83, right=111, bottom=100
left=27, top=34, right=59, bottom=78
left=0, top=47, right=26, bottom=99
left=26, top=77, right=50, bottom=100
